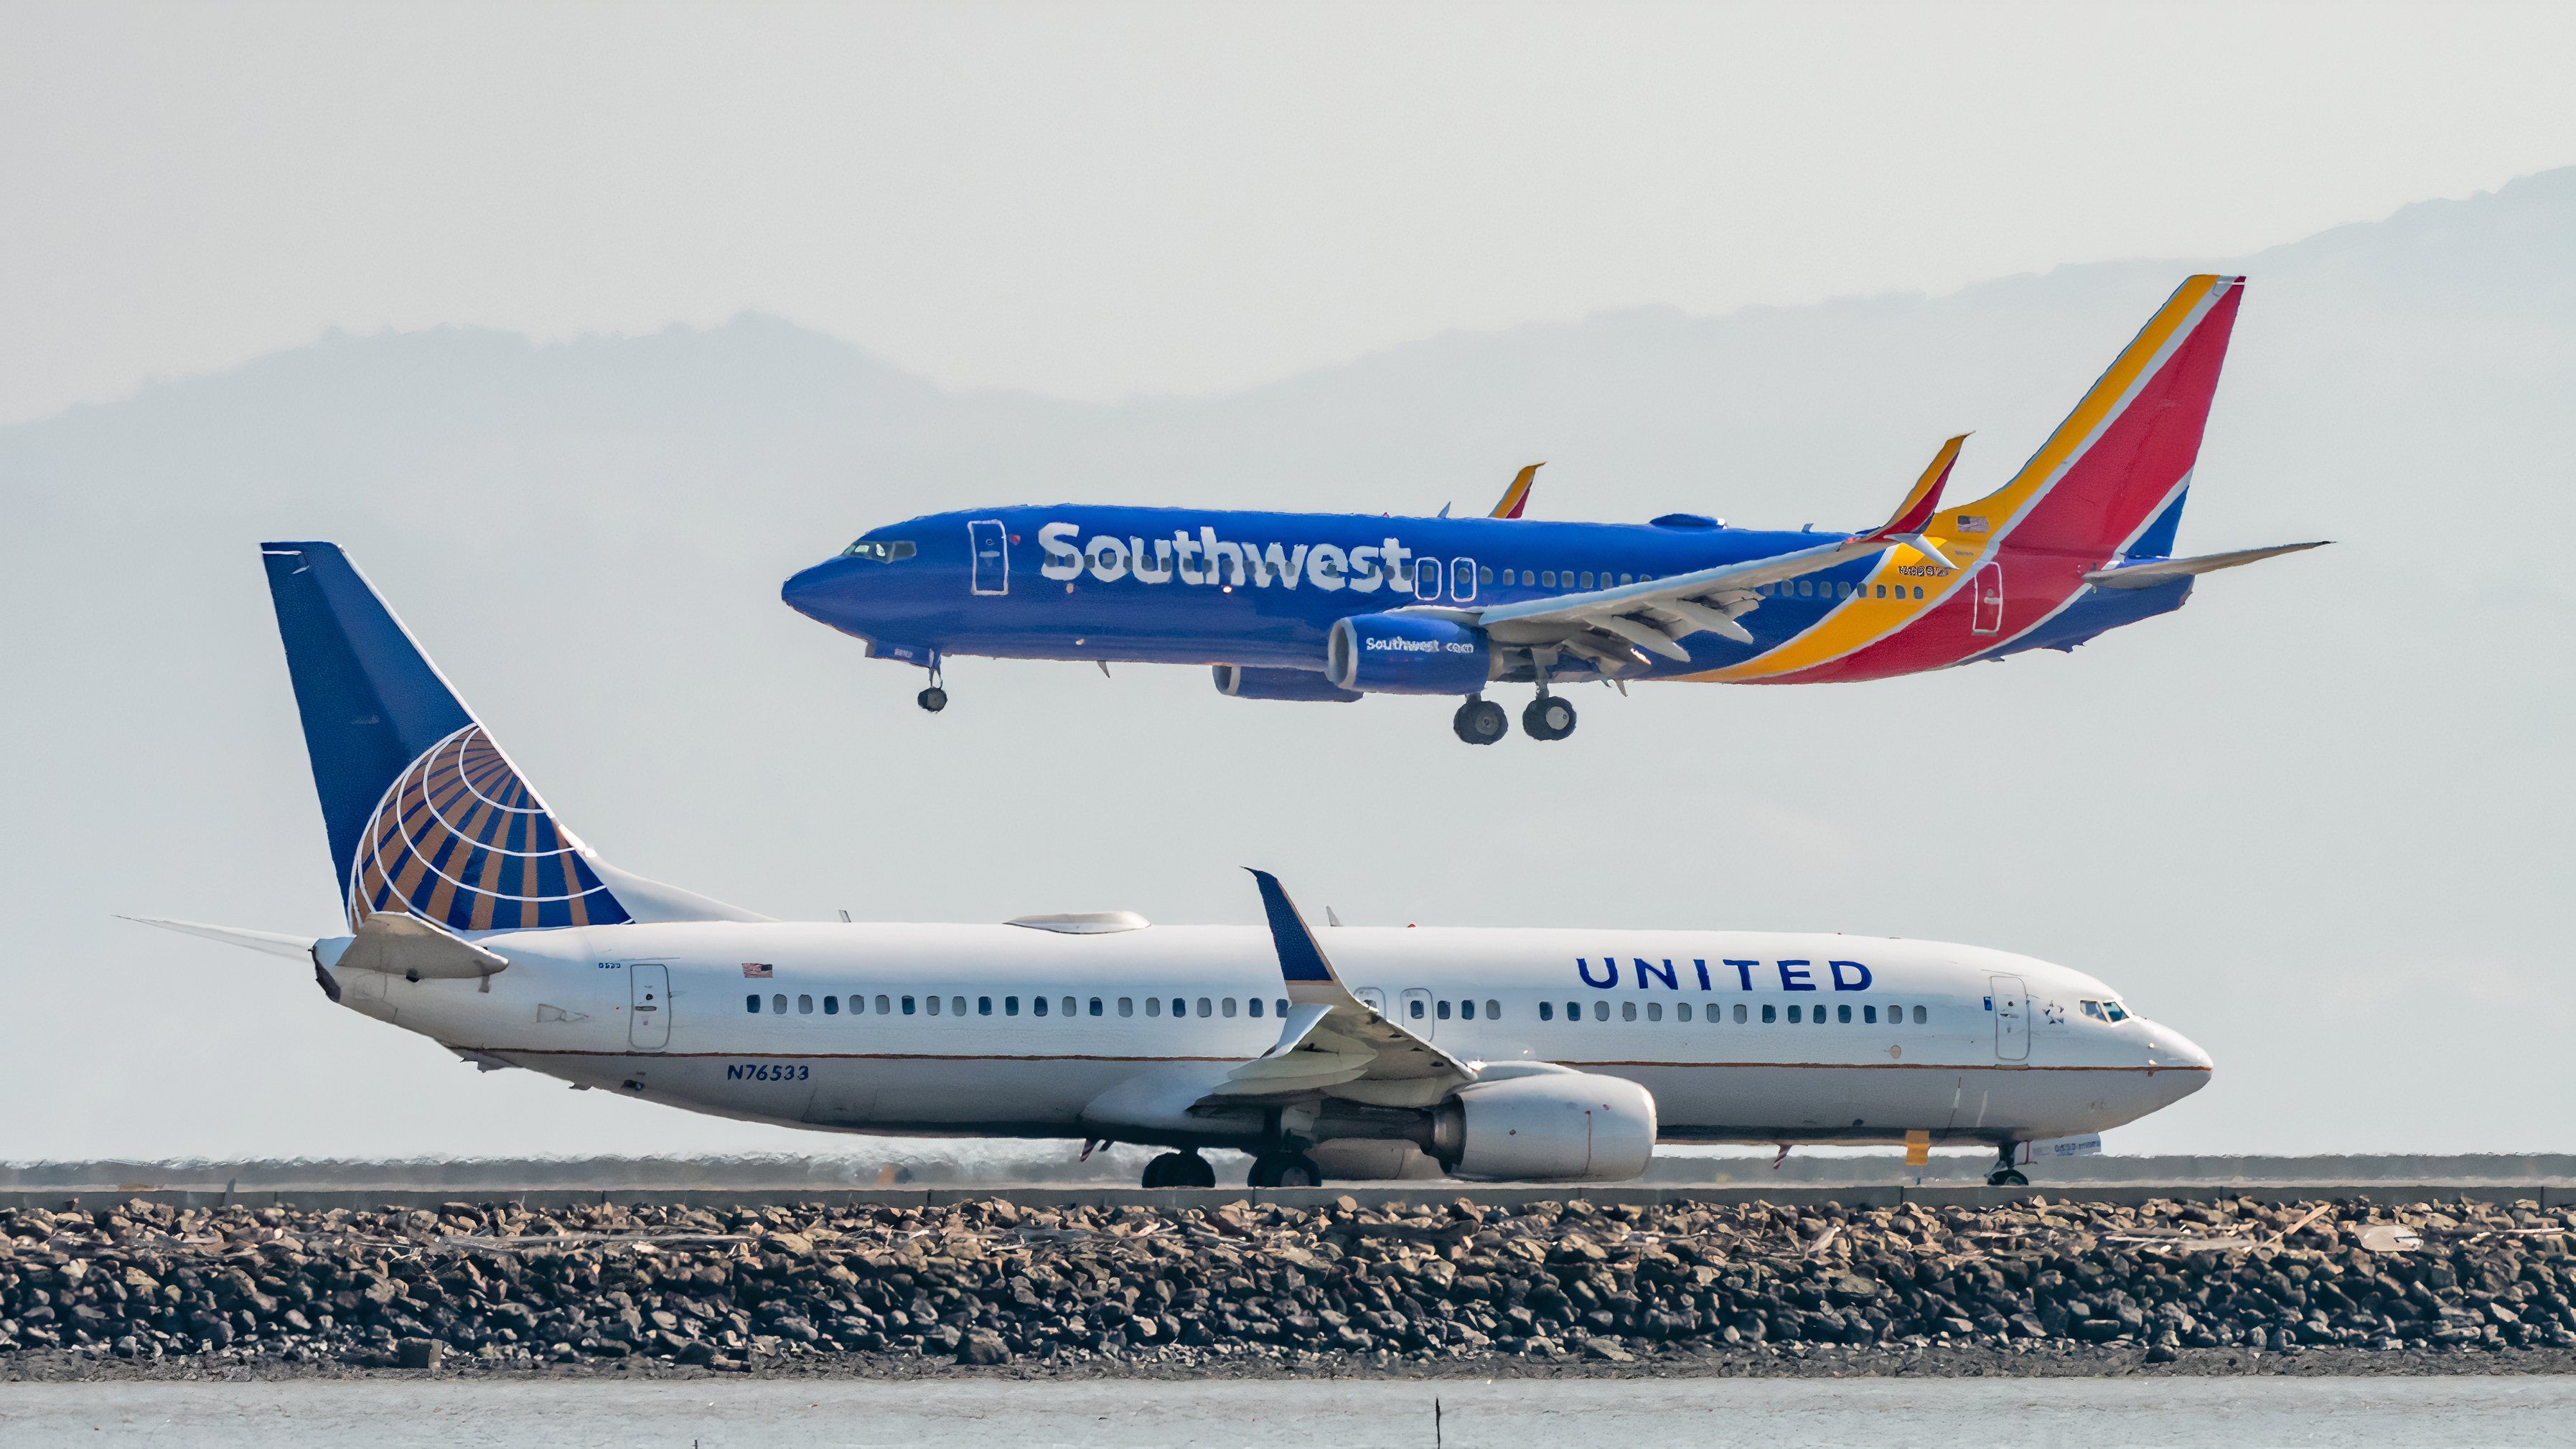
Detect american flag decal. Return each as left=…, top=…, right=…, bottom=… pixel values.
left=741, top=962, right=774, bottom=979
left=1956, top=514, right=1990, bottom=533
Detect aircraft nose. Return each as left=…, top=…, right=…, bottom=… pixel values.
left=2145, top=1021, right=2214, bottom=1082
left=781, top=558, right=856, bottom=625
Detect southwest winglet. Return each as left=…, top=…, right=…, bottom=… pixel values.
left=1489, top=463, right=1544, bottom=520
left=1859, top=434, right=1967, bottom=543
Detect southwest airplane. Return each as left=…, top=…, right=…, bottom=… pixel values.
left=782, top=275, right=2323, bottom=743
left=131, top=543, right=2211, bottom=1188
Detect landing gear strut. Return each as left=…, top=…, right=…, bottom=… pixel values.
left=1141, top=1150, right=1217, bottom=1189
left=1451, top=695, right=1507, bottom=745
left=1986, top=1143, right=2028, bottom=1188
left=1522, top=692, right=1577, bottom=741
left=1246, top=1150, right=1324, bottom=1188
left=917, top=662, right=948, bottom=713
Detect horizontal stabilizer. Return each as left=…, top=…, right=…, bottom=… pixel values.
left=322, top=911, right=510, bottom=980
left=2084, top=540, right=2329, bottom=589
left=121, top=916, right=317, bottom=961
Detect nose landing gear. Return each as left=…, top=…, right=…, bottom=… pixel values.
left=1986, top=1142, right=2029, bottom=1187
left=916, top=662, right=948, bottom=713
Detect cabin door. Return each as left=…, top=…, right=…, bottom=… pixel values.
left=1988, top=973, right=2028, bottom=1062
left=629, top=964, right=670, bottom=1051
left=1970, top=562, right=2005, bottom=635
left=1399, top=987, right=1436, bottom=1038
left=968, top=519, right=1010, bottom=596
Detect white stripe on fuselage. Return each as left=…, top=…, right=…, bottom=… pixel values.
left=339, top=924, right=2206, bottom=1146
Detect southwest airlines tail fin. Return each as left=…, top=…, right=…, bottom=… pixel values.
left=261, top=543, right=759, bottom=931
left=1942, top=275, right=2245, bottom=563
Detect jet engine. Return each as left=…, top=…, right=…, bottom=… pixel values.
left=1212, top=665, right=1363, bottom=703
left=1428, top=1071, right=1657, bottom=1182
left=1324, top=613, right=1494, bottom=695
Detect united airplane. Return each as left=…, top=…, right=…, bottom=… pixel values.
left=783, top=275, right=2323, bottom=743
left=131, top=543, right=2211, bottom=1188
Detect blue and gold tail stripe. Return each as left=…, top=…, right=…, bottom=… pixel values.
left=347, top=725, right=629, bottom=932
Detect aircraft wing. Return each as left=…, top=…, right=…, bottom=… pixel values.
left=1430, top=436, right=1968, bottom=675
left=1226, top=871, right=1474, bottom=1105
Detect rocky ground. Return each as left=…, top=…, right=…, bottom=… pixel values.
left=3, top=1194, right=2570, bottom=1379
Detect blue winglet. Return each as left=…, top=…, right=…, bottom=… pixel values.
left=1247, top=869, right=1335, bottom=983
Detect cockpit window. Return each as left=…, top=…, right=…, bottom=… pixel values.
left=840, top=539, right=918, bottom=562
left=2081, top=1000, right=2106, bottom=1021
left=2103, top=1000, right=2129, bottom=1023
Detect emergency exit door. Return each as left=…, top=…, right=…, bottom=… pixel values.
left=1989, top=973, right=2028, bottom=1062
left=629, top=964, right=670, bottom=1051
left=1399, top=987, right=1435, bottom=1038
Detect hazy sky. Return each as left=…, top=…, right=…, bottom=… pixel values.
left=6, top=1, right=2576, bottom=425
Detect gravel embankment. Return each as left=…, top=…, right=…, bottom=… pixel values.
left=3, top=1195, right=2572, bottom=1378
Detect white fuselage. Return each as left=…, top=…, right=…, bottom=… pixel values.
left=332, top=920, right=2211, bottom=1155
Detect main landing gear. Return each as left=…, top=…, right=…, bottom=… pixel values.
left=1451, top=696, right=1508, bottom=745
left=1141, top=1150, right=1217, bottom=1189
left=1987, top=1142, right=2029, bottom=1188
left=1522, top=692, right=1577, bottom=741
left=1246, top=1150, right=1324, bottom=1189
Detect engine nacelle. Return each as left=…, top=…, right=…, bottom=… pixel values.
left=1325, top=613, right=1494, bottom=695
left=1428, top=1071, right=1657, bottom=1182
left=1212, top=665, right=1362, bottom=703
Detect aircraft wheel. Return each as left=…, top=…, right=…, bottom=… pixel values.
left=1248, top=1151, right=1324, bottom=1189
left=1987, top=1167, right=2029, bottom=1187
left=1142, top=1152, right=1186, bottom=1188
left=1175, top=1151, right=1216, bottom=1188
left=1522, top=695, right=1576, bottom=740
left=1451, top=698, right=1507, bottom=745
left=917, top=686, right=948, bottom=713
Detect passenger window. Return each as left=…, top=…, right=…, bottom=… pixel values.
left=772, top=993, right=787, bottom=1014
left=1062, top=995, right=1077, bottom=1018
left=1837, top=1004, right=1850, bottom=1023
left=1913, top=1005, right=1927, bottom=1023
left=1147, top=998, right=1162, bottom=1017
left=1580, top=571, right=1596, bottom=588
left=1276, top=998, right=1288, bottom=1018
left=1762, top=1004, right=1777, bottom=1023
left=1032, top=995, right=1047, bottom=1016
left=952, top=996, right=966, bottom=1016
left=823, top=995, right=840, bottom=1015
left=1619, top=573, right=1634, bottom=585
left=1646, top=1002, right=1663, bottom=1021
left=1540, top=1001, right=1555, bottom=1021
left=1540, top=570, right=1556, bottom=586
left=795, top=993, right=812, bottom=1014
left=1914, top=586, right=1925, bottom=599
left=1479, top=566, right=1494, bottom=584
left=1733, top=1003, right=1748, bottom=1023
left=1222, top=998, right=1237, bottom=1018
left=1677, top=1003, right=1692, bottom=1021
left=927, top=994, right=942, bottom=1016
left=1437, top=1000, right=1452, bottom=1021
left=1409, top=999, right=1425, bottom=1020
left=1175, top=998, right=1190, bottom=1018
left=1590, top=1000, right=1606, bottom=1021
left=1458, top=1000, right=1474, bottom=1021
left=1787, top=1004, right=1802, bottom=1023
left=1621, top=1001, right=1637, bottom=1021
left=745, top=994, right=760, bottom=1013
left=1486, top=999, right=1500, bottom=1019
left=1118, top=997, right=1134, bottom=1017
left=1864, top=1004, right=1877, bottom=1023
left=979, top=996, right=994, bottom=1016
left=1087, top=997, right=1102, bottom=1016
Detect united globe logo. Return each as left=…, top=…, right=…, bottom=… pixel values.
left=347, top=724, right=629, bottom=932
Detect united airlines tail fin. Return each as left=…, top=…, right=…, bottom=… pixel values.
left=1942, top=275, right=2245, bottom=563
left=261, top=543, right=759, bottom=932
